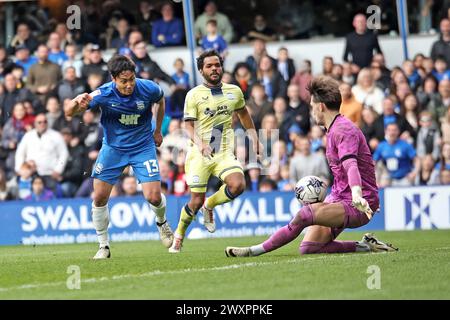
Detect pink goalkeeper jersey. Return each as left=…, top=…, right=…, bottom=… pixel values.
left=325, top=114, right=379, bottom=208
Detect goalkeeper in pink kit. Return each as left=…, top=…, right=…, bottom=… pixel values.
left=226, top=76, right=397, bottom=257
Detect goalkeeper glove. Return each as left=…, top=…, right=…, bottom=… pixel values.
left=351, top=186, right=373, bottom=219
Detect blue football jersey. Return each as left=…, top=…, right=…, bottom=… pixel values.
left=88, top=78, right=163, bottom=151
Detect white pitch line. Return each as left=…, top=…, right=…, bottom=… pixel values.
left=0, top=254, right=357, bottom=293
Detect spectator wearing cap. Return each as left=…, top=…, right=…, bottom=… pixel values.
left=151, top=2, right=184, bottom=47
left=80, top=44, right=109, bottom=83
left=26, top=45, right=62, bottom=106
left=15, top=113, right=69, bottom=192
left=430, top=18, right=450, bottom=66
left=59, top=127, right=86, bottom=197
left=7, top=23, right=39, bottom=55
left=289, top=136, right=330, bottom=186
left=13, top=44, right=38, bottom=76
left=194, top=1, right=234, bottom=43
left=47, top=32, right=68, bottom=67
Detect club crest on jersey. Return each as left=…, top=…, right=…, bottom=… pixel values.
left=94, top=163, right=103, bottom=174
left=136, top=101, right=145, bottom=110
left=226, top=92, right=235, bottom=100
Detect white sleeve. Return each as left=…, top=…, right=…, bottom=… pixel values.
left=14, top=133, right=28, bottom=173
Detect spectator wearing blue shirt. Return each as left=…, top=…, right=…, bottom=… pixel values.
left=432, top=57, right=450, bottom=82
left=200, top=19, right=228, bottom=59
left=151, top=3, right=184, bottom=47
left=47, top=33, right=68, bottom=67
left=171, top=58, right=190, bottom=89
left=402, top=60, right=421, bottom=91
left=14, top=45, right=37, bottom=76
left=373, top=123, right=419, bottom=186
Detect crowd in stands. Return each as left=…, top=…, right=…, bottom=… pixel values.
left=0, top=1, right=449, bottom=201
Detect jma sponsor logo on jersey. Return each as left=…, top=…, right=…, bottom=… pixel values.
left=119, top=114, right=140, bottom=125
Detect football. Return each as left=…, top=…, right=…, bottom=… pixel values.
left=294, top=175, right=327, bottom=205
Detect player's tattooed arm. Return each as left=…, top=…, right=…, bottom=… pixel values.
left=66, top=93, right=92, bottom=117
left=153, top=97, right=165, bottom=147
left=236, top=106, right=264, bottom=157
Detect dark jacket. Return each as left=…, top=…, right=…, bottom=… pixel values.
left=132, top=54, right=175, bottom=85
left=81, top=60, right=109, bottom=83
left=373, top=113, right=416, bottom=142
left=62, top=143, right=86, bottom=185
left=430, top=36, right=450, bottom=66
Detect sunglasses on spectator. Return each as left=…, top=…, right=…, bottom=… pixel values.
left=36, top=120, right=48, bottom=124
left=420, top=117, right=431, bottom=122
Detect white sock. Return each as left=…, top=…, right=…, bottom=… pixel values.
left=250, top=244, right=266, bottom=256
left=356, top=241, right=371, bottom=252
left=149, top=193, right=166, bottom=224
left=92, top=202, right=110, bottom=248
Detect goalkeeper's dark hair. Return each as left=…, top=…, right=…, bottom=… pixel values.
left=196, top=49, right=223, bottom=71
left=108, top=54, right=136, bottom=78
left=307, top=76, right=342, bottom=111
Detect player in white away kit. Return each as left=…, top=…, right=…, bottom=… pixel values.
left=226, top=76, right=397, bottom=257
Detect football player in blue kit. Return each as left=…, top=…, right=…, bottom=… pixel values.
left=66, top=55, right=174, bottom=259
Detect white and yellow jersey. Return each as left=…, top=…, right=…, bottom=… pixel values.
left=183, top=83, right=245, bottom=155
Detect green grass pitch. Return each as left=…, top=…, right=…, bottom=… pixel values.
left=0, top=230, right=449, bottom=299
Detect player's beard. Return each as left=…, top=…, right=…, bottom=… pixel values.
left=205, top=71, right=223, bottom=86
